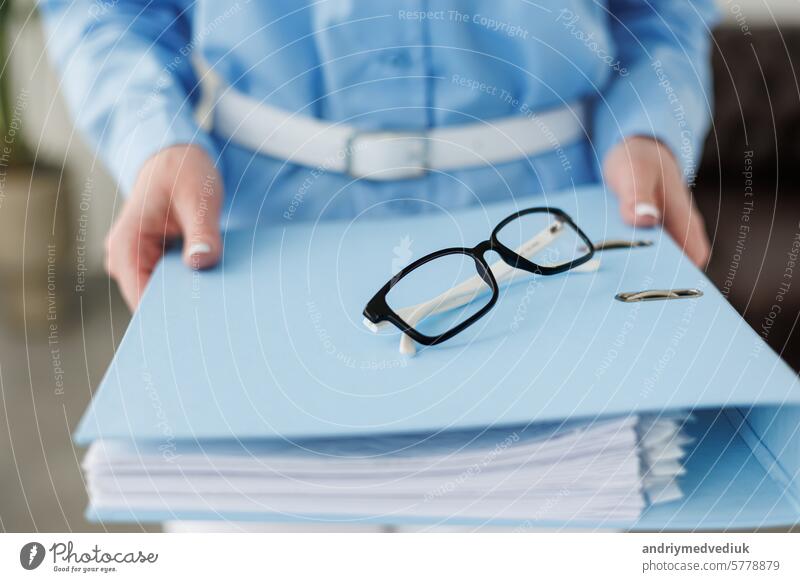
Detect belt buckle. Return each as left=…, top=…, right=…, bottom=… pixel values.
left=344, top=130, right=429, bottom=180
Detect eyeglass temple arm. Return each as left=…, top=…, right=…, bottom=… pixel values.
left=363, top=223, right=599, bottom=355
left=398, top=225, right=583, bottom=355
left=399, top=255, right=601, bottom=356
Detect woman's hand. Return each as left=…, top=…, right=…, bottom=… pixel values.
left=105, top=145, right=223, bottom=310
left=603, top=136, right=710, bottom=267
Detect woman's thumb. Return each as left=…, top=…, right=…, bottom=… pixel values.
left=603, top=141, right=662, bottom=228
left=173, top=173, right=223, bottom=270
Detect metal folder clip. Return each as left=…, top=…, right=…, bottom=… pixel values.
left=615, top=288, right=704, bottom=303
left=593, top=239, right=654, bottom=252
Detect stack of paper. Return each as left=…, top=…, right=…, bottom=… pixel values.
left=84, top=414, right=688, bottom=523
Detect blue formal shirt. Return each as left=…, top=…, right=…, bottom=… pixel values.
left=40, top=1, right=718, bottom=225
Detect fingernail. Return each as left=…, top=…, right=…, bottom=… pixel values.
left=187, top=242, right=212, bottom=256
left=634, top=203, right=661, bottom=222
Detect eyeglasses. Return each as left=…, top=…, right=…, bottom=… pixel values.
left=362, top=207, right=597, bottom=354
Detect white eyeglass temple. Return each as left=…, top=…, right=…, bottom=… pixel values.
left=363, top=222, right=600, bottom=355
left=398, top=256, right=600, bottom=355
left=396, top=225, right=599, bottom=356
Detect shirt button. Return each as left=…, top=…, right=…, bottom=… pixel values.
left=381, top=49, right=412, bottom=68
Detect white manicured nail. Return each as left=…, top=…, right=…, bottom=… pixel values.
left=187, top=242, right=212, bottom=256
left=634, top=203, right=661, bottom=221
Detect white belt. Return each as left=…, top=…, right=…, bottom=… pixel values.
left=209, top=81, right=586, bottom=180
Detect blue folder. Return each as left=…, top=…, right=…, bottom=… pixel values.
left=76, top=185, right=800, bottom=529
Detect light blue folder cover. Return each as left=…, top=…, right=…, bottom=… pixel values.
left=76, top=185, right=800, bottom=529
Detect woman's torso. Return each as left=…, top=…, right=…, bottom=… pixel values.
left=195, top=1, right=614, bottom=225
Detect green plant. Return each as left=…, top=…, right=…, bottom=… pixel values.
left=0, top=0, right=31, bottom=164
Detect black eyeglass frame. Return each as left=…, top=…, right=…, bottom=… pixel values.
left=363, top=207, right=595, bottom=346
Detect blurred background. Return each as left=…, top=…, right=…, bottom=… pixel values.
left=0, top=0, right=799, bottom=532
